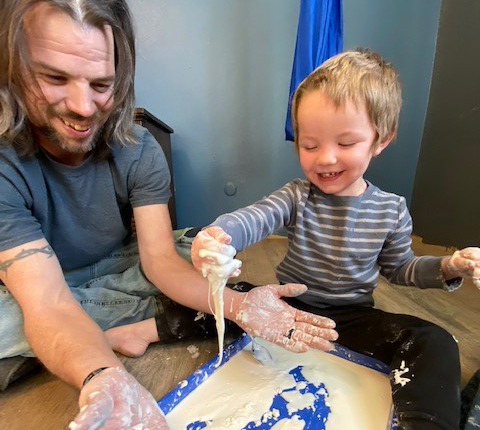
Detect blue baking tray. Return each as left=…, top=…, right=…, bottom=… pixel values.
left=158, top=334, right=398, bottom=429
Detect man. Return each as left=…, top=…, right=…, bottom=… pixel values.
left=0, top=1, right=338, bottom=429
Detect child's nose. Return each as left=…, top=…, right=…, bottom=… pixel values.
left=315, top=147, right=337, bottom=165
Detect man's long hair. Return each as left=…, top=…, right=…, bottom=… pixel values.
left=0, top=0, right=137, bottom=158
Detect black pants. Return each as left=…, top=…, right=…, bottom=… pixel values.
left=285, top=297, right=461, bottom=430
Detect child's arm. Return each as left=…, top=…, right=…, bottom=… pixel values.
left=212, top=180, right=300, bottom=250
left=378, top=197, right=463, bottom=290
left=192, top=180, right=301, bottom=272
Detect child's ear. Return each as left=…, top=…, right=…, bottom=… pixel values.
left=373, top=132, right=395, bottom=157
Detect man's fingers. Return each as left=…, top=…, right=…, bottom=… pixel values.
left=294, top=322, right=338, bottom=341
left=291, top=329, right=335, bottom=352
left=274, top=283, right=308, bottom=298
left=295, top=309, right=336, bottom=329
left=260, top=329, right=308, bottom=353
left=274, top=334, right=309, bottom=353
left=69, top=391, right=113, bottom=430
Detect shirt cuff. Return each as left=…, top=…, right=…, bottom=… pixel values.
left=442, top=276, right=463, bottom=292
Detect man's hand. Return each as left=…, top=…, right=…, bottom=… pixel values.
left=443, top=247, right=480, bottom=289
left=191, top=226, right=241, bottom=278
left=232, top=284, right=338, bottom=353
left=69, top=367, right=168, bottom=430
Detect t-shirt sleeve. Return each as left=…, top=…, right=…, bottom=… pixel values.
left=0, top=153, right=45, bottom=251
left=128, top=128, right=171, bottom=208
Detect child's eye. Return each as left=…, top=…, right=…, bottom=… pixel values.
left=300, top=144, right=317, bottom=151
left=339, top=142, right=357, bottom=147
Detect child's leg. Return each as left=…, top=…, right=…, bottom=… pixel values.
left=286, top=299, right=461, bottom=430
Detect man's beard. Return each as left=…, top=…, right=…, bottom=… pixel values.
left=38, top=123, right=102, bottom=154
left=36, top=104, right=106, bottom=154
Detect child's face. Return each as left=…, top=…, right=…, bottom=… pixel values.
left=297, top=90, right=390, bottom=196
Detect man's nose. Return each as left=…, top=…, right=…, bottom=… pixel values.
left=65, top=83, right=96, bottom=118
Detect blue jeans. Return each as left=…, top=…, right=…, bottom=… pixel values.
left=0, top=229, right=195, bottom=359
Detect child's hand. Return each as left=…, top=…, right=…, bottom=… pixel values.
left=443, top=247, right=480, bottom=289
left=191, top=226, right=242, bottom=279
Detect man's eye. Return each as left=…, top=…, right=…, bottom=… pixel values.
left=45, top=75, right=66, bottom=84
left=92, top=83, right=112, bottom=93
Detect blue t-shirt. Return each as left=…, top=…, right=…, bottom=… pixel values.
left=0, top=125, right=170, bottom=270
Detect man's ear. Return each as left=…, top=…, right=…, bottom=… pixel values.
left=373, top=131, right=395, bottom=157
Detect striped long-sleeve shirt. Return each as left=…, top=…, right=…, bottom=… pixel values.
left=214, top=179, right=459, bottom=308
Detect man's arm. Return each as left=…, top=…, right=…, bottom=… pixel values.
left=134, top=204, right=243, bottom=319
left=0, top=238, right=122, bottom=388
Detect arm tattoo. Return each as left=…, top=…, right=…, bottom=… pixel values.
left=0, top=245, right=55, bottom=274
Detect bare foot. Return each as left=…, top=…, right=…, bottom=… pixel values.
left=105, top=318, right=159, bottom=357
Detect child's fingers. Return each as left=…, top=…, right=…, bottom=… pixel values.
left=205, top=226, right=232, bottom=245
left=206, top=259, right=242, bottom=279
left=274, top=283, right=308, bottom=297
left=448, top=251, right=476, bottom=275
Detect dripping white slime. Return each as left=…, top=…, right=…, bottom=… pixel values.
left=199, top=249, right=240, bottom=367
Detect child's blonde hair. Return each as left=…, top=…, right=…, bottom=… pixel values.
left=292, top=48, right=402, bottom=151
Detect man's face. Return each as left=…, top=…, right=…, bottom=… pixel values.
left=23, top=3, right=115, bottom=163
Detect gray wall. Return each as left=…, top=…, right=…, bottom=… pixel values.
left=411, top=0, right=480, bottom=249
left=131, top=0, right=441, bottom=228
left=344, top=0, right=441, bottom=205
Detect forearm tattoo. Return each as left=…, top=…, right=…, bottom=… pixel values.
left=0, top=245, right=54, bottom=274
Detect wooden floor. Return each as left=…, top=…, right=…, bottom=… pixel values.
left=0, top=235, right=479, bottom=429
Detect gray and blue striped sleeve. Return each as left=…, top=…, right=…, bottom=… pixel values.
left=379, top=197, right=461, bottom=290
left=213, top=181, right=300, bottom=251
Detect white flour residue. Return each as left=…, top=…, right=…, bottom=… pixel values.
left=255, top=408, right=280, bottom=426
left=270, top=415, right=305, bottom=429
left=392, top=360, right=411, bottom=387
left=194, top=311, right=206, bottom=321
left=296, top=381, right=307, bottom=390
left=166, top=339, right=393, bottom=430
left=281, top=389, right=316, bottom=415
left=187, top=345, right=200, bottom=359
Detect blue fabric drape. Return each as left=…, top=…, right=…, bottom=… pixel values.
left=285, top=0, right=343, bottom=141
